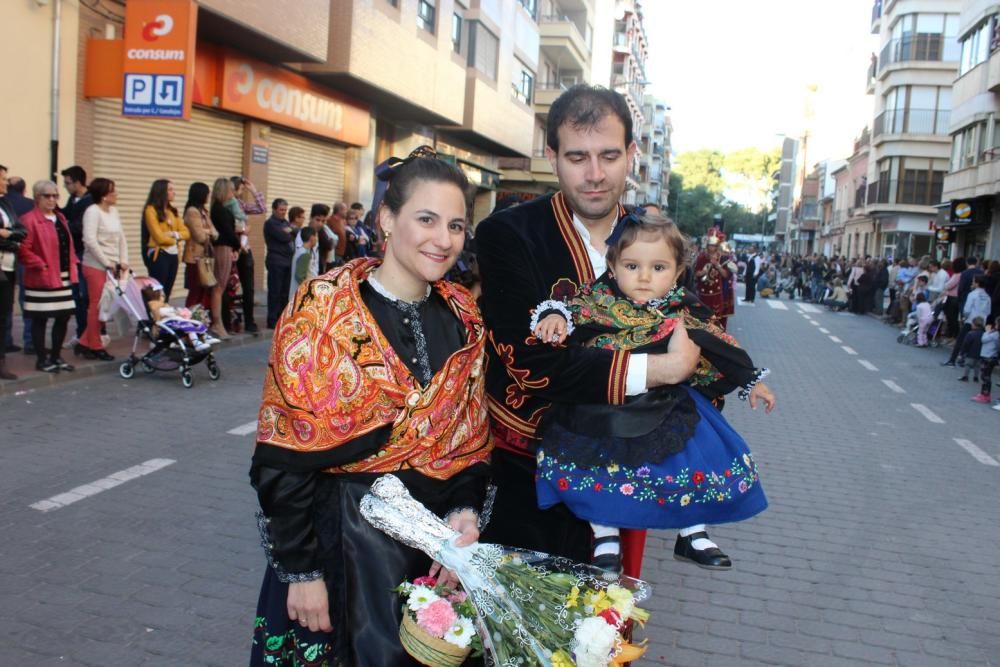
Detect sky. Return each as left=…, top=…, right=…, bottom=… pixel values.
left=642, top=0, right=879, bottom=164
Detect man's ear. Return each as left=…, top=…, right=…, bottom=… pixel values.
left=544, top=145, right=558, bottom=177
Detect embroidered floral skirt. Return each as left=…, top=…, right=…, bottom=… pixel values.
left=536, top=386, right=767, bottom=530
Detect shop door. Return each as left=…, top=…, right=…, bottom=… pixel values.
left=91, top=99, right=245, bottom=292
left=266, top=129, right=346, bottom=213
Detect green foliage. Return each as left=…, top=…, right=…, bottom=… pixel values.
left=670, top=146, right=779, bottom=239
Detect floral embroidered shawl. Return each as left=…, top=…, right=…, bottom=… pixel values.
left=257, top=259, right=492, bottom=480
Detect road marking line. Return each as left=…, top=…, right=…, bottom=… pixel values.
left=829, top=336, right=842, bottom=343
left=882, top=379, right=906, bottom=393
left=858, top=360, right=878, bottom=371
left=797, top=303, right=821, bottom=313
left=841, top=345, right=858, bottom=355
left=766, top=300, right=788, bottom=310
left=810, top=321, right=820, bottom=326
left=953, top=439, right=999, bottom=466
left=819, top=328, right=830, bottom=334
left=911, top=403, right=945, bottom=424
left=227, top=420, right=258, bottom=436
left=30, top=459, right=176, bottom=512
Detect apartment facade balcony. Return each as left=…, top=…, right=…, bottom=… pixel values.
left=865, top=177, right=944, bottom=213
left=877, top=36, right=960, bottom=78
left=534, top=83, right=566, bottom=117
left=871, top=0, right=882, bottom=34
left=540, top=15, right=590, bottom=73
left=872, top=108, right=950, bottom=142
left=942, top=153, right=1000, bottom=201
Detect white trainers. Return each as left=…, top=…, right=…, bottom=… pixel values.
left=204, top=335, right=221, bottom=346
left=193, top=340, right=211, bottom=353
left=992, top=402, right=1000, bottom=411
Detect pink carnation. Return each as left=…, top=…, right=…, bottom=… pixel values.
left=413, top=576, right=438, bottom=587
left=416, top=599, right=458, bottom=637
left=447, top=590, right=468, bottom=603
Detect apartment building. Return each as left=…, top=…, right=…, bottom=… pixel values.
left=498, top=0, right=596, bottom=196
left=637, top=95, right=671, bottom=209
left=865, top=0, right=960, bottom=260
left=6, top=0, right=540, bottom=292
left=831, top=130, right=872, bottom=258
left=939, top=1, right=1000, bottom=260
left=611, top=0, right=648, bottom=205
left=774, top=136, right=799, bottom=249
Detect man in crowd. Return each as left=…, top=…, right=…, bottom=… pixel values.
left=477, top=85, right=754, bottom=575
left=60, top=166, right=93, bottom=353
left=1, top=164, right=26, bottom=371
left=327, top=202, right=348, bottom=266
left=744, top=245, right=762, bottom=303
left=958, top=256, right=984, bottom=312
left=262, top=198, right=293, bottom=329
left=3, top=176, right=33, bottom=353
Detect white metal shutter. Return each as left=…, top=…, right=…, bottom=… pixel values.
left=266, top=129, right=346, bottom=213
left=91, top=98, right=244, bottom=284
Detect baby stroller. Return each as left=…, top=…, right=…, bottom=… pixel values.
left=106, top=271, right=222, bottom=388
left=897, top=309, right=945, bottom=347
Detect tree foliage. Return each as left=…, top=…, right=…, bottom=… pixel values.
left=668, top=146, right=779, bottom=240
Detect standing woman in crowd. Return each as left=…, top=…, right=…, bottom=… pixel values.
left=182, top=182, right=218, bottom=311
left=0, top=167, right=27, bottom=380
left=209, top=178, right=239, bottom=340
left=225, top=177, right=266, bottom=334
left=943, top=257, right=966, bottom=338
left=143, top=179, right=189, bottom=300
left=79, top=178, right=128, bottom=362
left=18, top=181, right=78, bottom=373
left=249, top=150, right=491, bottom=666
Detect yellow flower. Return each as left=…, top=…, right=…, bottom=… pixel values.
left=606, top=462, right=620, bottom=473
left=566, top=585, right=580, bottom=608
left=583, top=589, right=612, bottom=613
left=680, top=494, right=691, bottom=506
left=552, top=649, right=575, bottom=667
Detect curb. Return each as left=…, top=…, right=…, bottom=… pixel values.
left=0, top=330, right=272, bottom=398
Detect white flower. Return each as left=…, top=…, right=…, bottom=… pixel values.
left=406, top=585, right=441, bottom=611
left=443, top=616, right=476, bottom=648
left=572, top=617, right=618, bottom=667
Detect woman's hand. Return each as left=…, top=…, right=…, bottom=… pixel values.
left=287, top=579, right=332, bottom=632
left=534, top=313, right=568, bottom=345
left=429, top=510, right=479, bottom=590
left=748, top=382, right=776, bottom=413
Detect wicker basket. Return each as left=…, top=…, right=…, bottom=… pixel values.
left=399, top=612, right=471, bottom=666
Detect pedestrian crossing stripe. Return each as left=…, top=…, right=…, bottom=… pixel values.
left=765, top=300, right=788, bottom=310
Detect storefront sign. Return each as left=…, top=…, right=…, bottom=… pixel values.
left=221, top=56, right=369, bottom=145
left=122, top=0, right=197, bottom=118
left=950, top=199, right=991, bottom=226
left=251, top=144, right=269, bottom=164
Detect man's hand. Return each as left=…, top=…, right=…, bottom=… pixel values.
left=748, top=382, right=776, bottom=413
left=646, top=323, right=700, bottom=387
left=533, top=313, right=568, bottom=345
left=429, top=510, right=479, bottom=590
left=287, top=579, right=332, bottom=632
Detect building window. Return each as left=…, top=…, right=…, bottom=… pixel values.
left=517, top=0, right=537, bottom=20
left=877, top=157, right=946, bottom=205
left=882, top=12, right=960, bottom=69
left=417, top=0, right=436, bottom=34
left=452, top=12, right=463, bottom=53
left=959, top=18, right=993, bottom=75
left=469, top=22, right=499, bottom=81
left=877, top=85, right=950, bottom=136
left=512, top=60, right=533, bottom=104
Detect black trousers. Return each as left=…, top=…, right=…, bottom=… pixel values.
left=948, top=323, right=972, bottom=363
left=0, top=271, right=13, bottom=359
left=237, top=250, right=256, bottom=327
left=265, top=259, right=291, bottom=328
left=744, top=276, right=757, bottom=302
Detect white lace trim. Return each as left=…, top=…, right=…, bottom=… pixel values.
left=367, top=271, right=431, bottom=303
left=529, top=300, right=575, bottom=338
left=738, top=367, right=771, bottom=401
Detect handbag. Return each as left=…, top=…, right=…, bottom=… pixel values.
left=197, top=245, right=217, bottom=288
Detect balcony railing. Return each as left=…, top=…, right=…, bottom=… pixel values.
left=878, top=35, right=960, bottom=73
left=866, top=177, right=944, bottom=207
left=854, top=184, right=866, bottom=208
left=872, top=108, right=949, bottom=137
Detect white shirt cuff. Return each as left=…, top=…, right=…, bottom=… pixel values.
left=625, top=353, right=649, bottom=396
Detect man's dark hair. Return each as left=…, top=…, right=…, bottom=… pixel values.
left=0, top=164, right=6, bottom=172
left=61, top=165, right=87, bottom=185
left=350, top=202, right=364, bottom=210
left=299, top=226, right=316, bottom=243
left=546, top=85, right=633, bottom=153
left=271, top=198, right=288, bottom=211
left=289, top=206, right=305, bottom=222
left=332, top=201, right=348, bottom=216
left=8, top=177, right=25, bottom=194
left=310, top=203, right=330, bottom=218
left=968, top=256, right=979, bottom=266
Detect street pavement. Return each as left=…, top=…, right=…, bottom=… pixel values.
left=1, top=295, right=999, bottom=665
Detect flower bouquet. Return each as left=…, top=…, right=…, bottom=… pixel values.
left=395, top=576, right=482, bottom=666
left=361, top=475, right=652, bottom=666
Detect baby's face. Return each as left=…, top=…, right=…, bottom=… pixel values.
left=611, top=238, right=681, bottom=304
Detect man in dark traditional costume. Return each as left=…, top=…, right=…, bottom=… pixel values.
left=478, top=86, right=746, bottom=574
left=694, top=229, right=737, bottom=330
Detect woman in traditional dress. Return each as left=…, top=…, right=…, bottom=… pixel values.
left=693, top=230, right=736, bottom=330
left=249, top=148, right=492, bottom=666
left=18, top=180, right=79, bottom=373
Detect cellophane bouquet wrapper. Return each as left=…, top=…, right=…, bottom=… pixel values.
left=360, top=474, right=652, bottom=666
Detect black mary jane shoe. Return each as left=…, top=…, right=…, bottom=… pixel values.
left=592, top=535, right=623, bottom=579
left=673, top=532, right=733, bottom=570
left=51, top=357, right=75, bottom=372
left=92, top=349, right=115, bottom=361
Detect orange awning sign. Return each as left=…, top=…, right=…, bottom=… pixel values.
left=122, top=0, right=197, bottom=119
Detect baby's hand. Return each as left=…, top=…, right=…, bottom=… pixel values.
left=534, top=313, right=568, bottom=345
